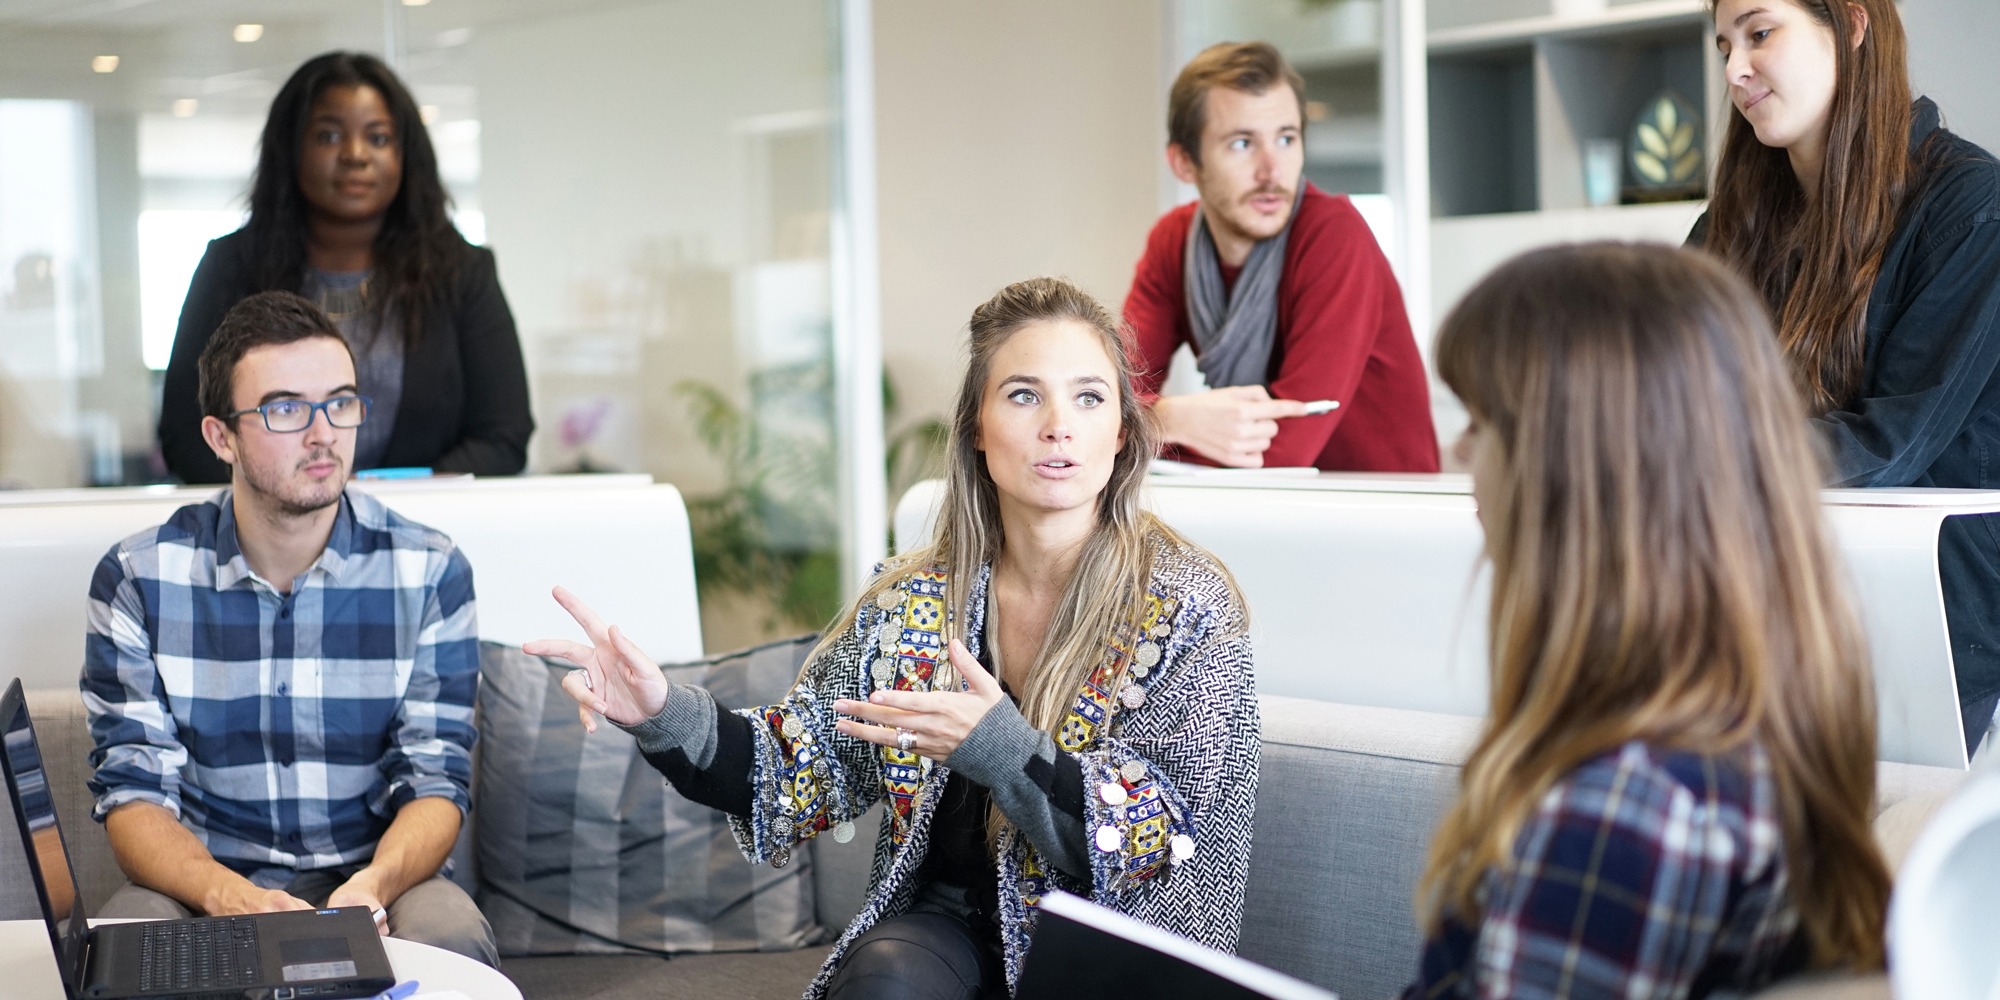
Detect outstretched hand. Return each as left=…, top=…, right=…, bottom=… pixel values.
left=833, top=639, right=1005, bottom=760
left=523, top=586, right=671, bottom=732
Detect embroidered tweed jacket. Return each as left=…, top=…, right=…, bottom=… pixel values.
left=727, top=532, right=1260, bottom=996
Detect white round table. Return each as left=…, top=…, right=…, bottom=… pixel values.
left=0, top=919, right=521, bottom=1000
left=383, top=935, right=522, bottom=999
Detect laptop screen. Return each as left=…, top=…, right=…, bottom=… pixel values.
left=1, top=679, right=91, bottom=996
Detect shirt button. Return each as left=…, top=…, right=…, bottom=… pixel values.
left=276, top=683, right=289, bottom=696
left=288, top=832, right=302, bottom=844
left=278, top=756, right=293, bottom=767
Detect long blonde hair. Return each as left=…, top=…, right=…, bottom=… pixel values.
left=808, top=276, right=1212, bottom=732
left=1425, top=243, right=1889, bottom=967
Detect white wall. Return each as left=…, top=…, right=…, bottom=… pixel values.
left=1903, top=0, right=2000, bottom=153
left=873, top=0, right=1167, bottom=434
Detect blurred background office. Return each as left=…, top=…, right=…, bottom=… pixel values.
left=0, top=0, right=1994, bottom=651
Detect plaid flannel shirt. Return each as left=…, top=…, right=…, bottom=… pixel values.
left=1406, top=741, right=1807, bottom=1000
left=81, top=487, right=478, bottom=883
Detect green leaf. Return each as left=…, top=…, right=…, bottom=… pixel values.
left=1634, top=150, right=1668, bottom=184
left=1672, top=148, right=1702, bottom=182
left=1670, top=121, right=1695, bottom=157
left=1638, top=123, right=1669, bottom=158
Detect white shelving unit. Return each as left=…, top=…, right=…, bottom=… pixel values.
left=1425, top=0, right=1723, bottom=336
left=1428, top=0, right=1719, bottom=216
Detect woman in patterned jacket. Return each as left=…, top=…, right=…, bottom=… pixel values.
left=529, top=276, right=1259, bottom=999
left=1406, top=243, right=1891, bottom=999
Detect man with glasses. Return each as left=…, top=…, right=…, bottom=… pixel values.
left=79, top=291, right=495, bottom=964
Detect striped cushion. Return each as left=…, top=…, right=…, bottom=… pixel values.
left=474, top=637, right=824, bottom=956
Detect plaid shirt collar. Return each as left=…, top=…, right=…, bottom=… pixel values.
left=209, top=486, right=362, bottom=592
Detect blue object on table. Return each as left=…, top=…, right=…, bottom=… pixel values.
left=355, top=467, right=434, bottom=480
left=371, top=981, right=421, bottom=1000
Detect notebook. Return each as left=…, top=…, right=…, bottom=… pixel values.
left=1015, top=890, right=1339, bottom=1000
left=0, top=678, right=396, bottom=1000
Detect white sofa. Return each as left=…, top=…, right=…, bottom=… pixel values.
left=0, top=474, right=705, bottom=692
left=897, top=474, right=2000, bottom=769
left=0, top=474, right=1977, bottom=999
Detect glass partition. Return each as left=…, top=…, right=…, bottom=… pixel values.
left=0, top=0, right=855, bottom=650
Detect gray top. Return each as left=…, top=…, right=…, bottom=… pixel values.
left=303, top=267, right=403, bottom=470
left=618, top=618, right=1089, bottom=879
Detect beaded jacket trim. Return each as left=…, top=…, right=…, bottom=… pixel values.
left=726, top=538, right=1260, bottom=997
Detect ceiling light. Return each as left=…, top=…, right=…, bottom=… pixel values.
left=419, top=104, right=440, bottom=125
left=172, top=99, right=198, bottom=117
left=91, top=55, right=119, bottom=73
left=233, top=24, right=264, bottom=43
left=402, top=0, right=431, bottom=6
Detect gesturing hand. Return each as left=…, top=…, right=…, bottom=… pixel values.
left=523, top=586, right=671, bottom=732
left=1153, top=385, right=1310, bottom=467
left=833, top=639, right=1005, bottom=761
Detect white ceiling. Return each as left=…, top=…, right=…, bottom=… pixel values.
left=0, top=0, right=654, bottom=118
left=0, top=0, right=650, bottom=30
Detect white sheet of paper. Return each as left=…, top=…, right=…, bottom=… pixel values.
left=1149, top=459, right=1319, bottom=478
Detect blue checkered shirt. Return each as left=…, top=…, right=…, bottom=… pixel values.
left=1405, top=742, right=1807, bottom=1000
left=81, top=487, right=478, bottom=884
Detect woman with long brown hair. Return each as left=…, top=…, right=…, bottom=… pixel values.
left=1407, top=244, right=1890, bottom=998
left=1693, top=0, right=2000, bottom=755
left=528, top=277, right=1259, bottom=999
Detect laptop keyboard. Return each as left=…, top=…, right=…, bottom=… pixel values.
left=137, top=916, right=261, bottom=993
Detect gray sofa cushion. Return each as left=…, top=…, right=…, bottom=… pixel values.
left=503, top=947, right=833, bottom=1000
left=0, top=688, right=123, bottom=919
left=474, top=637, right=824, bottom=956
left=1239, top=697, right=1480, bottom=1000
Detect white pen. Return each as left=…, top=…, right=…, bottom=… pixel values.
left=1301, top=399, right=1340, bottom=415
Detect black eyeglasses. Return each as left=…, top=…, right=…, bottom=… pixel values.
left=226, top=395, right=371, bottom=433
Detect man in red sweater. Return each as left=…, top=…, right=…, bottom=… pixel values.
left=1125, top=42, right=1438, bottom=471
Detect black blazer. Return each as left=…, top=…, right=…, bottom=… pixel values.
left=158, top=229, right=534, bottom=483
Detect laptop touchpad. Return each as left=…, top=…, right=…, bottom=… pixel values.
left=279, top=936, right=357, bottom=981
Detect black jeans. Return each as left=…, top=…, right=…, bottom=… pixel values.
left=825, top=909, right=1006, bottom=1000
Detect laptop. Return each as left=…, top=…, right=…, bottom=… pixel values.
left=1016, top=890, right=1339, bottom=1000
left=0, top=678, right=396, bottom=1000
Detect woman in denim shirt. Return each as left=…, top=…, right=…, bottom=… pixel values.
left=1692, top=0, right=2000, bottom=753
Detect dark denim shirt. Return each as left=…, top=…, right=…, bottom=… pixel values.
left=1691, top=97, right=2000, bottom=748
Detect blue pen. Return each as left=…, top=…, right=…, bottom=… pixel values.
left=372, top=981, right=420, bottom=1000
left=355, top=467, right=434, bottom=480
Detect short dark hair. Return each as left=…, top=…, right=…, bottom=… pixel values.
left=198, top=291, right=352, bottom=422
left=1168, top=41, right=1306, bottom=168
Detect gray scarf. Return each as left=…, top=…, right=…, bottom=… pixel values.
left=1182, top=191, right=1302, bottom=388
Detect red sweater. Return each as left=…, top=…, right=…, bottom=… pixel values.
left=1122, top=185, right=1439, bottom=472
